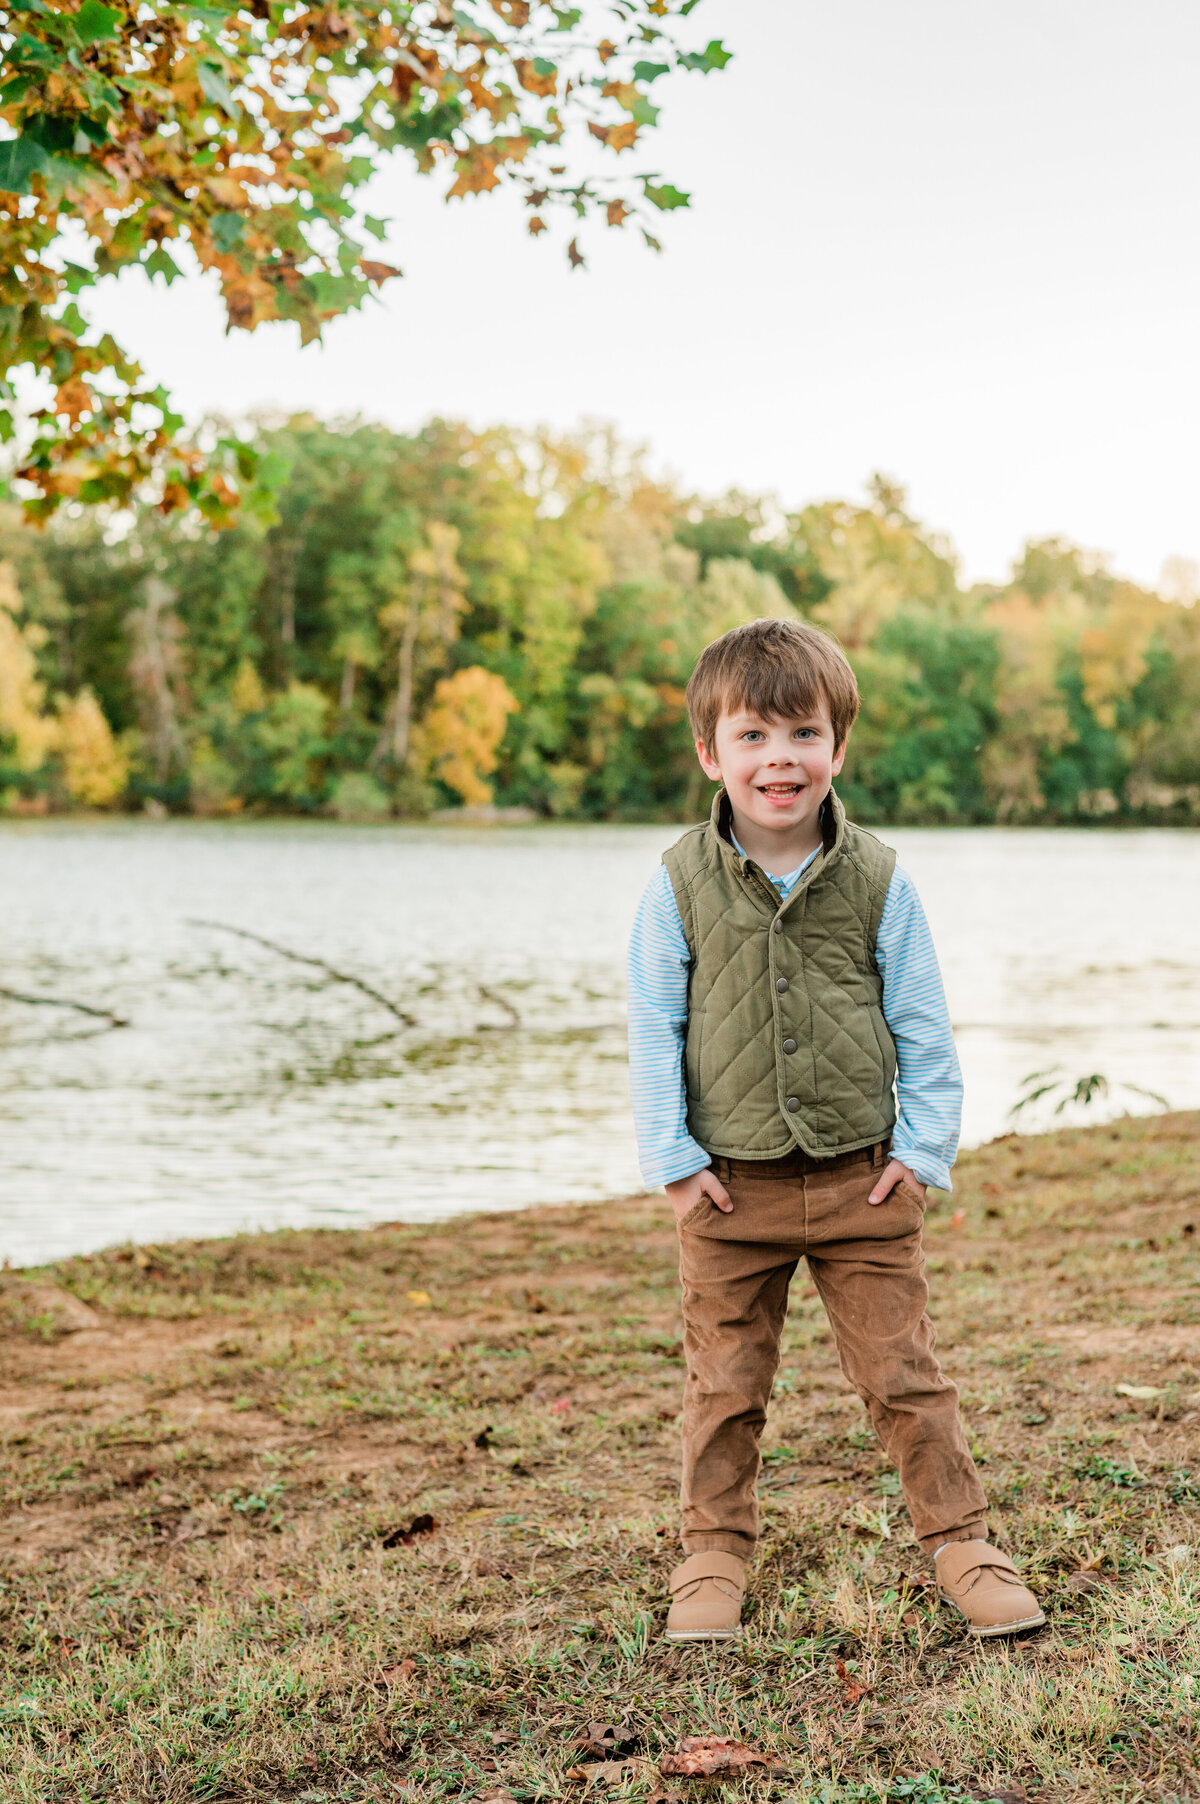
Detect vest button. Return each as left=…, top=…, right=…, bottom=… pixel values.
left=775, top=976, right=789, bottom=993
left=773, top=919, right=782, bottom=933
left=786, top=1096, right=800, bottom=1111
left=782, top=1037, right=797, bottom=1054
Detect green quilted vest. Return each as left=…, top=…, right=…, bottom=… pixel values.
left=662, top=788, right=898, bottom=1160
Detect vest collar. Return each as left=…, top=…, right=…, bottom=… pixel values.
left=710, top=785, right=847, bottom=892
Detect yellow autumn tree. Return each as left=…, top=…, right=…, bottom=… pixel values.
left=0, top=561, right=57, bottom=775
left=980, top=590, right=1071, bottom=819
left=57, top=689, right=130, bottom=808
left=423, top=667, right=519, bottom=808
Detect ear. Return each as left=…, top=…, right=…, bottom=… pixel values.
left=831, top=738, right=847, bottom=777
left=695, top=737, right=722, bottom=783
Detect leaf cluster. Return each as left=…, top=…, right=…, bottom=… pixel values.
left=0, top=1, right=729, bottom=518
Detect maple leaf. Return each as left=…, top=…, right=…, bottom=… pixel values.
left=567, top=238, right=584, bottom=269
left=527, top=216, right=547, bottom=235
left=359, top=259, right=403, bottom=285
left=606, top=199, right=628, bottom=227
left=515, top=58, right=557, bottom=97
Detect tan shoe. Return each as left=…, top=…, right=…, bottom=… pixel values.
left=935, top=1539, right=1045, bottom=1637
left=664, top=1551, right=746, bottom=1641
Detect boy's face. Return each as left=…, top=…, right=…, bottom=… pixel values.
left=696, top=699, right=846, bottom=840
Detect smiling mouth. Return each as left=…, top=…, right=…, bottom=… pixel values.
left=757, top=782, right=805, bottom=800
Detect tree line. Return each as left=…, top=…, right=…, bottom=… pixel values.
left=1, top=416, right=1197, bottom=825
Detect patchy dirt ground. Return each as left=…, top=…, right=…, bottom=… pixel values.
left=0, top=1112, right=1197, bottom=1803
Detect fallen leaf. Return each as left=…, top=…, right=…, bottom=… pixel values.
left=970, top=1789, right=1028, bottom=1804
left=380, top=1657, right=417, bottom=1685
left=949, top=1208, right=967, bottom=1229
left=570, top=1722, right=635, bottom=1758
left=660, top=1737, right=779, bottom=1777
left=406, top=1289, right=432, bottom=1307
left=380, top=1513, right=438, bottom=1548
left=902, top=1610, right=921, bottom=1628
left=1067, top=1570, right=1104, bottom=1595
left=1114, top=1384, right=1167, bottom=1400
left=568, top=1758, right=654, bottom=1788
left=475, top=1790, right=519, bottom=1804
left=476, top=1555, right=515, bottom=1578
left=549, top=1396, right=573, bottom=1416
left=835, top=1658, right=873, bottom=1705
left=490, top=1730, right=520, bottom=1748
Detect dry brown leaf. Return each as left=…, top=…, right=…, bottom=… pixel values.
left=570, top=1722, right=635, bottom=1758
left=380, top=1656, right=417, bottom=1685
left=568, top=1758, right=653, bottom=1788
left=835, top=1658, right=873, bottom=1705
left=380, top=1513, right=438, bottom=1548
left=659, top=1736, right=778, bottom=1778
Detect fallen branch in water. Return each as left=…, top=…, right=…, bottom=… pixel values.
left=478, top=983, right=521, bottom=1028
left=0, top=985, right=129, bottom=1028
left=188, top=919, right=418, bottom=1028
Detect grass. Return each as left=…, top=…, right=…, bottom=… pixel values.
left=0, top=1111, right=1197, bottom=1803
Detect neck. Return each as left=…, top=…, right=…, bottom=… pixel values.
left=725, top=794, right=828, bottom=876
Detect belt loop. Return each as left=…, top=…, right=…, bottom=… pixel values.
left=873, top=1141, right=884, bottom=1171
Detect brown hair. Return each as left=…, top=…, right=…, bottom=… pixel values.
left=685, top=617, right=860, bottom=751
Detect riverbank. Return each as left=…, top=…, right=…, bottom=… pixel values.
left=0, top=1112, right=1198, bottom=1803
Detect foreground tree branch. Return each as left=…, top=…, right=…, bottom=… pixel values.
left=0, top=1, right=729, bottom=523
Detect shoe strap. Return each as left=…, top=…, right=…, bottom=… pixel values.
left=669, top=1551, right=746, bottom=1595
left=936, top=1540, right=1019, bottom=1588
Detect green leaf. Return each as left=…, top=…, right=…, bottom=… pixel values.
left=209, top=211, right=244, bottom=253
left=0, top=76, right=36, bottom=106
left=197, top=62, right=240, bottom=119
left=549, top=7, right=582, bottom=28
left=0, top=135, right=51, bottom=196
left=632, top=61, right=670, bottom=82
left=144, top=246, right=183, bottom=283
left=72, top=0, right=121, bottom=45
left=680, top=40, right=733, bottom=73
left=642, top=178, right=689, bottom=212
left=0, top=410, right=15, bottom=446
left=361, top=214, right=387, bottom=242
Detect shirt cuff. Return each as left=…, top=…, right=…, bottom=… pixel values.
left=639, top=1141, right=712, bottom=1189
left=891, top=1143, right=953, bottom=1193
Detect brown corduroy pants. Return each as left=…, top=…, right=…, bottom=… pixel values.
left=676, top=1140, right=988, bottom=1558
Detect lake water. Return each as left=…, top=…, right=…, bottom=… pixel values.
left=1, top=819, right=1198, bottom=1266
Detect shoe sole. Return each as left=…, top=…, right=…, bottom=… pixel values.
left=938, top=1590, right=1045, bottom=1637
left=663, top=1626, right=742, bottom=1642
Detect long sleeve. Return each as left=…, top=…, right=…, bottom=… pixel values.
left=875, top=864, right=963, bottom=1192
left=626, top=865, right=711, bottom=1188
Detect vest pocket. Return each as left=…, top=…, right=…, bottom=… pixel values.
left=684, top=1008, right=704, bottom=1099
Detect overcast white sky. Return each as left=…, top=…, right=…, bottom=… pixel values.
left=87, top=0, right=1199, bottom=586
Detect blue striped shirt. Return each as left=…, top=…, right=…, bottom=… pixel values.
left=626, top=844, right=962, bottom=1192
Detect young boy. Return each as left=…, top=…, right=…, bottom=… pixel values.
left=627, top=617, right=1043, bottom=1641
